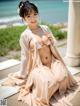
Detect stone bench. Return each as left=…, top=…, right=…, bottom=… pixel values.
left=0, top=59, right=20, bottom=79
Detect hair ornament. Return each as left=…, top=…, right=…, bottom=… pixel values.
left=20, top=3, right=24, bottom=9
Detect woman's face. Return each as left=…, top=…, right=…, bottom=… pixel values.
left=24, top=10, right=39, bottom=28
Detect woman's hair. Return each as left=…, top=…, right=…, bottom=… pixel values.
left=18, top=0, right=39, bottom=18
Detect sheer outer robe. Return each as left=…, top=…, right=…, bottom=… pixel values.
left=19, top=25, right=58, bottom=77
left=18, top=25, right=77, bottom=106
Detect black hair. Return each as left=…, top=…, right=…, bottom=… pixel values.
left=18, top=0, right=39, bottom=18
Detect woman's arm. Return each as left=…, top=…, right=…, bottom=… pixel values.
left=19, top=32, right=30, bottom=78
left=46, top=26, right=66, bottom=66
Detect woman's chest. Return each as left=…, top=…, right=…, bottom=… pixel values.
left=29, top=34, right=51, bottom=51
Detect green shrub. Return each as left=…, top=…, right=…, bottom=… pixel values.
left=0, top=26, right=26, bottom=56
left=48, top=24, right=67, bottom=40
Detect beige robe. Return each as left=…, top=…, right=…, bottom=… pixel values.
left=1, top=25, right=80, bottom=106
left=17, top=25, right=80, bottom=106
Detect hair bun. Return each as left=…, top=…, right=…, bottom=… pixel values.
left=23, top=0, right=30, bottom=4
left=25, top=0, right=30, bottom=5
left=19, top=0, right=30, bottom=9
left=19, top=1, right=24, bottom=9
left=26, top=0, right=29, bottom=3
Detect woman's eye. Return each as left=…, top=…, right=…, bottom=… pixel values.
left=34, top=13, right=37, bottom=16
left=27, top=15, right=30, bottom=18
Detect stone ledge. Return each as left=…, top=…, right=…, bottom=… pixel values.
left=0, top=86, right=19, bottom=99
left=0, top=59, right=20, bottom=71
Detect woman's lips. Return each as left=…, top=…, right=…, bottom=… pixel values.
left=31, top=21, right=36, bottom=24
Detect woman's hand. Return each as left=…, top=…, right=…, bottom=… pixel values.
left=44, top=32, right=54, bottom=45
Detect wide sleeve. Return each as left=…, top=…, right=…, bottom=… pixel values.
left=19, top=32, right=30, bottom=78
left=18, top=72, right=34, bottom=98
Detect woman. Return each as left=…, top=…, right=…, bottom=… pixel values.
left=16, top=1, right=80, bottom=106
left=1, top=0, right=80, bottom=106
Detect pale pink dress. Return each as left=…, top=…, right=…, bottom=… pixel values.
left=1, top=25, right=80, bottom=106
left=17, top=25, right=80, bottom=106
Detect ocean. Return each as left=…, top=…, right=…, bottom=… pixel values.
left=0, top=0, right=69, bottom=25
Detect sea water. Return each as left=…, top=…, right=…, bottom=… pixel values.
left=0, top=0, right=68, bottom=24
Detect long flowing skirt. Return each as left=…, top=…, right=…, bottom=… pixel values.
left=17, top=60, right=80, bottom=106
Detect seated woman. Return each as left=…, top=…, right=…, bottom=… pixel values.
left=16, top=1, right=80, bottom=106
left=1, top=0, right=80, bottom=106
